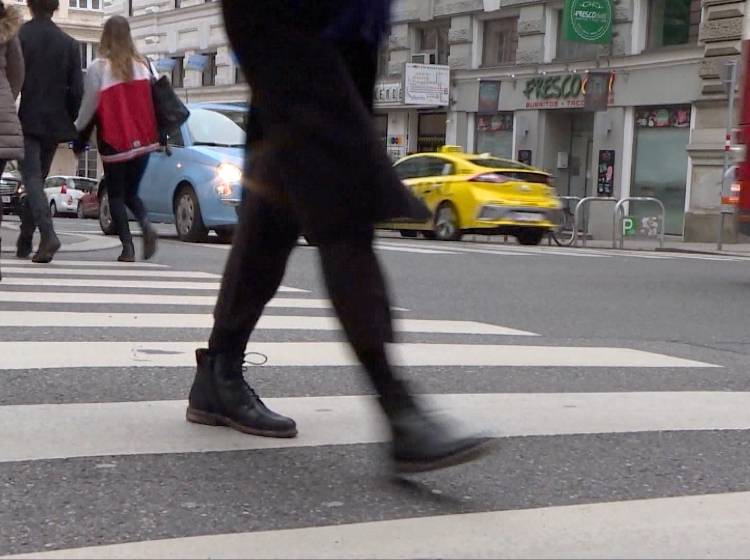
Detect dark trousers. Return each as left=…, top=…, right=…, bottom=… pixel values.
left=102, top=155, right=150, bottom=244
left=19, top=136, right=58, bottom=243
left=209, top=192, right=399, bottom=399
left=0, top=159, right=6, bottom=230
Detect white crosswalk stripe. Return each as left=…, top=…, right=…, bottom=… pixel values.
left=0, top=257, right=741, bottom=559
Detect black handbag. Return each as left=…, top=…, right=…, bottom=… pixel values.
left=149, top=65, right=190, bottom=142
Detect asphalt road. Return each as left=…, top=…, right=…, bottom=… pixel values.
left=2, top=215, right=750, bottom=558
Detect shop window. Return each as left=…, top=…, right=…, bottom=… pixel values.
left=476, top=113, right=514, bottom=159
left=555, top=11, right=610, bottom=61
left=647, top=0, right=700, bottom=48
left=415, top=23, right=450, bottom=65
left=483, top=18, right=519, bottom=67
left=632, top=106, right=692, bottom=235
left=374, top=114, right=388, bottom=149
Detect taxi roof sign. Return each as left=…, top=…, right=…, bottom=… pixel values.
left=439, top=145, right=463, bottom=153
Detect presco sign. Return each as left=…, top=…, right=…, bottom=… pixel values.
left=563, top=0, right=613, bottom=44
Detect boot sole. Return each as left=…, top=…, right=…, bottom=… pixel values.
left=394, top=438, right=498, bottom=474
left=186, top=407, right=298, bottom=439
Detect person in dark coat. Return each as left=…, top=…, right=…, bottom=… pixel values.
left=16, top=0, right=83, bottom=263
left=186, top=0, right=490, bottom=473
left=0, top=0, right=24, bottom=282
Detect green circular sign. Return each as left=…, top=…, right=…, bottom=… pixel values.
left=568, top=0, right=612, bottom=43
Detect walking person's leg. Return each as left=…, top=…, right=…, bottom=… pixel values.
left=317, top=230, right=490, bottom=472
left=102, top=160, right=135, bottom=262
left=0, top=159, right=6, bottom=280
left=122, top=155, right=158, bottom=260
left=19, top=136, right=60, bottom=263
left=186, top=192, right=299, bottom=437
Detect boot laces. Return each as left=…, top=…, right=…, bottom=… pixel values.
left=240, top=352, right=269, bottom=399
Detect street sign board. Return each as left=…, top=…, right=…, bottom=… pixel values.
left=404, top=64, right=450, bottom=107
left=563, top=0, right=613, bottom=44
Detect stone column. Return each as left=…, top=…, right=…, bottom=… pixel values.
left=685, top=0, right=746, bottom=241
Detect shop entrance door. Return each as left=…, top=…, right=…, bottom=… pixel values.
left=417, top=112, right=447, bottom=153
left=566, top=113, right=595, bottom=199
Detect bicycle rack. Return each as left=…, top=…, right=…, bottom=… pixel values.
left=612, top=197, right=666, bottom=249
left=547, top=196, right=581, bottom=245
left=573, top=197, right=618, bottom=247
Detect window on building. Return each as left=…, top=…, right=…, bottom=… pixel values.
left=476, top=113, right=514, bottom=158
left=69, top=0, right=102, bottom=9
left=79, top=42, right=98, bottom=71
left=202, top=52, right=217, bottom=86
left=235, top=66, right=245, bottom=84
left=77, top=147, right=99, bottom=179
left=647, top=0, right=700, bottom=48
left=555, top=10, right=610, bottom=61
left=415, top=23, right=450, bottom=65
left=377, top=46, right=390, bottom=77
left=483, top=18, right=518, bottom=66
left=171, top=56, right=184, bottom=88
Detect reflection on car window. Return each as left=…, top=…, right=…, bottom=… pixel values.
left=470, top=157, right=534, bottom=170
left=422, top=157, right=453, bottom=177
left=188, top=109, right=246, bottom=148
left=395, top=159, right=421, bottom=180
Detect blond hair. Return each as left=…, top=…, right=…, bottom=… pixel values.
left=99, top=15, right=143, bottom=82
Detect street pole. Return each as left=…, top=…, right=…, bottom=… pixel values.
left=718, top=60, right=738, bottom=251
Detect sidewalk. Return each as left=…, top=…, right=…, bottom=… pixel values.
left=572, top=238, right=750, bottom=257
left=0, top=221, right=120, bottom=254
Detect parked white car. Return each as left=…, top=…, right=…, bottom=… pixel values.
left=44, top=176, right=98, bottom=218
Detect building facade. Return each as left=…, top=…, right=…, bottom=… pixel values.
left=114, top=0, right=745, bottom=241
left=8, top=0, right=105, bottom=179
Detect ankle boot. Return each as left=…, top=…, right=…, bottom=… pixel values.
left=381, top=396, right=494, bottom=474
left=142, top=221, right=158, bottom=260
left=186, top=349, right=297, bottom=438
left=16, top=238, right=32, bottom=259
left=32, top=233, right=61, bottom=263
left=118, top=241, right=136, bottom=263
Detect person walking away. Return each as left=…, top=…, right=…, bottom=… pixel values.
left=0, top=0, right=24, bottom=281
left=16, top=0, right=83, bottom=263
left=185, top=0, right=491, bottom=474
left=74, top=16, right=158, bottom=263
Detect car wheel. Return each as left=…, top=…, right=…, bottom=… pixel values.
left=174, top=186, right=209, bottom=243
left=76, top=202, right=85, bottom=219
left=98, top=188, right=117, bottom=235
left=50, top=201, right=58, bottom=218
left=517, top=228, right=545, bottom=246
left=399, top=230, right=418, bottom=238
left=433, top=202, right=462, bottom=241
left=215, top=228, right=234, bottom=244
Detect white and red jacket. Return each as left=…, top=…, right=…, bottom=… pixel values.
left=75, top=58, right=159, bottom=163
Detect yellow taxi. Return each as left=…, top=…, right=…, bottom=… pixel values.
left=383, top=146, right=561, bottom=245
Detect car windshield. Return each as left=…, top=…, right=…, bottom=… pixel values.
left=70, top=179, right=97, bottom=192
left=188, top=109, right=246, bottom=148
left=211, top=109, right=248, bottom=131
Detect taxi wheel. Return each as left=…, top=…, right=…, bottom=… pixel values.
left=517, top=228, right=545, bottom=246
left=434, top=202, right=462, bottom=241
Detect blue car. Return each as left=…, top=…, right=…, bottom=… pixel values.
left=98, top=103, right=247, bottom=243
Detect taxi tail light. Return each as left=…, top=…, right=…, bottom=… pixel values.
left=469, top=173, right=511, bottom=184
left=60, top=184, right=67, bottom=194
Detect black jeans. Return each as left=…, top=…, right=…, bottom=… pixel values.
left=19, top=136, right=58, bottom=244
left=103, top=155, right=150, bottom=245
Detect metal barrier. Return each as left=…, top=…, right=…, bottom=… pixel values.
left=612, top=197, right=665, bottom=249
left=573, top=197, right=618, bottom=247
left=547, top=196, right=581, bottom=245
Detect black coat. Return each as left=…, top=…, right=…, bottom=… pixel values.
left=223, top=0, right=429, bottom=241
left=18, top=16, right=83, bottom=142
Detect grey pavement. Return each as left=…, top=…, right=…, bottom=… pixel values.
left=1, top=216, right=750, bottom=558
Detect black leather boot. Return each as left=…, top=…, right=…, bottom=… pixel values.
left=118, top=241, right=136, bottom=263
left=142, top=221, right=158, bottom=261
left=186, top=349, right=298, bottom=438
left=382, top=396, right=494, bottom=474
left=32, top=233, right=61, bottom=264
left=16, top=235, right=32, bottom=259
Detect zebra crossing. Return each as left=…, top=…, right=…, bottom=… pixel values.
left=1, top=257, right=749, bottom=558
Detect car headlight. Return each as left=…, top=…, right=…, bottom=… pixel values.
left=16, top=184, right=25, bottom=195
left=216, top=163, right=242, bottom=185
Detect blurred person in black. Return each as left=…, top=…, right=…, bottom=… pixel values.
left=16, top=0, right=83, bottom=263
left=186, top=0, right=491, bottom=473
